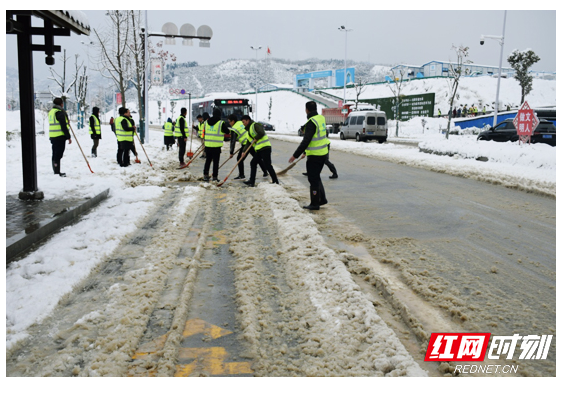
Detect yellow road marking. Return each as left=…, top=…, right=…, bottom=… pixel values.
left=131, top=319, right=252, bottom=376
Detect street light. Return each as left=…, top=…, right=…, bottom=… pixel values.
left=141, top=13, right=212, bottom=143
left=338, top=26, right=352, bottom=107
left=251, top=45, right=262, bottom=122
left=481, top=10, right=507, bottom=128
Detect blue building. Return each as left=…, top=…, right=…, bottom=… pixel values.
left=391, top=61, right=516, bottom=79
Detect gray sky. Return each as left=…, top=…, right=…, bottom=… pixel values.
left=6, top=9, right=556, bottom=82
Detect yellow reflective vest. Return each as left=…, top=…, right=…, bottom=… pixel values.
left=90, top=115, right=101, bottom=136
left=115, top=116, right=134, bottom=142
left=231, top=121, right=248, bottom=145
left=164, top=121, right=174, bottom=136
left=247, top=122, right=271, bottom=151
left=48, top=108, right=69, bottom=138
left=204, top=120, right=225, bottom=148
left=305, top=115, right=329, bottom=156
left=174, top=115, right=188, bottom=137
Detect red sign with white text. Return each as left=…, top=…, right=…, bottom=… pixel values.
left=513, top=101, right=539, bottom=137
left=425, top=333, right=491, bottom=362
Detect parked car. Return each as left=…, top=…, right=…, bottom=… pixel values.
left=338, top=110, right=388, bottom=143
left=297, top=124, right=333, bottom=136
left=477, top=118, right=556, bottom=146
left=258, top=121, right=275, bottom=131
left=531, top=120, right=556, bottom=146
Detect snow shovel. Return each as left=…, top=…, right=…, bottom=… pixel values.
left=217, top=139, right=256, bottom=187
left=179, top=143, right=205, bottom=169
left=68, top=124, right=94, bottom=173
left=134, top=133, right=153, bottom=168
left=187, top=136, right=194, bottom=158
left=277, top=154, right=305, bottom=176
left=219, top=147, right=241, bottom=169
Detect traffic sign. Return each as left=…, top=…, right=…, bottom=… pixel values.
left=513, top=101, right=539, bottom=138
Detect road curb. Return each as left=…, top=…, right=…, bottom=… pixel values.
left=6, top=189, right=110, bottom=264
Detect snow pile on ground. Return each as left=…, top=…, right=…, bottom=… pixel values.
left=5, top=120, right=185, bottom=349
left=271, top=132, right=556, bottom=197
left=261, top=184, right=427, bottom=376
left=223, top=181, right=426, bottom=376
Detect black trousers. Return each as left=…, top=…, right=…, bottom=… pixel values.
left=325, top=144, right=337, bottom=175
left=177, top=137, right=186, bottom=163
left=249, top=146, right=278, bottom=184
left=306, top=155, right=327, bottom=205
left=237, top=146, right=266, bottom=177
left=91, top=137, right=100, bottom=156
left=119, top=141, right=133, bottom=166
left=204, top=146, right=221, bottom=178
left=51, top=139, right=66, bottom=174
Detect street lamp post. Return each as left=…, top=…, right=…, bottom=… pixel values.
left=251, top=45, right=262, bottom=122
left=481, top=10, right=507, bottom=128
left=338, top=26, right=352, bottom=107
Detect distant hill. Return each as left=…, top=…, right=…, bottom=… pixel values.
left=7, top=58, right=391, bottom=109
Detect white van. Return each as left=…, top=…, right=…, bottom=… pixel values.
left=339, top=110, right=388, bottom=143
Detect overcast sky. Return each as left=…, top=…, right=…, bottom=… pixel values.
left=5, top=8, right=557, bottom=82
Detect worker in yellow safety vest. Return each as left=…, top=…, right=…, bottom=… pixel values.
left=174, top=108, right=189, bottom=167
left=89, top=106, right=101, bottom=157
left=48, top=97, right=72, bottom=177
left=163, top=117, right=175, bottom=150
left=115, top=107, right=137, bottom=167
left=228, top=114, right=268, bottom=180
left=201, top=108, right=230, bottom=182
left=289, top=101, right=329, bottom=210
left=241, top=115, right=279, bottom=187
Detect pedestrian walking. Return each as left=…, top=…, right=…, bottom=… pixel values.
left=457, top=107, right=462, bottom=118
left=163, top=117, right=175, bottom=150
left=89, top=106, right=101, bottom=157
left=201, top=108, right=230, bottom=182
left=241, top=115, right=279, bottom=187
left=48, top=97, right=72, bottom=177
left=289, top=101, right=329, bottom=210
left=115, top=107, right=137, bottom=167
left=228, top=114, right=267, bottom=180
left=174, top=108, right=189, bottom=167
left=110, top=116, right=115, bottom=131
left=452, top=108, right=457, bottom=118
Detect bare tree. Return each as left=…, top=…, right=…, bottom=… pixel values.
left=93, top=10, right=131, bottom=108
left=389, top=67, right=409, bottom=137
left=127, top=10, right=147, bottom=128
left=48, top=49, right=76, bottom=110
left=352, top=76, right=368, bottom=109
left=445, top=45, right=472, bottom=139
left=73, top=54, right=89, bottom=128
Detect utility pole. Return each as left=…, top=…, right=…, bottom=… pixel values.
left=251, top=45, right=262, bottom=122
left=338, top=26, right=352, bottom=106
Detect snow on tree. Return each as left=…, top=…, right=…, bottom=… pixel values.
left=507, top=49, right=541, bottom=105
left=444, top=45, right=472, bottom=140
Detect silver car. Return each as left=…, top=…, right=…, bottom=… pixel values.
left=339, top=110, right=388, bottom=143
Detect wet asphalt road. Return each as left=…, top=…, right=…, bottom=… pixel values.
left=269, top=136, right=556, bottom=375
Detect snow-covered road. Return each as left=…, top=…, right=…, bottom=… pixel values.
left=6, top=121, right=556, bottom=376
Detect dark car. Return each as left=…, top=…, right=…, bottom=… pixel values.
left=258, top=121, right=275, bottom=131
left=477, top=118, right=556, bottom=146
